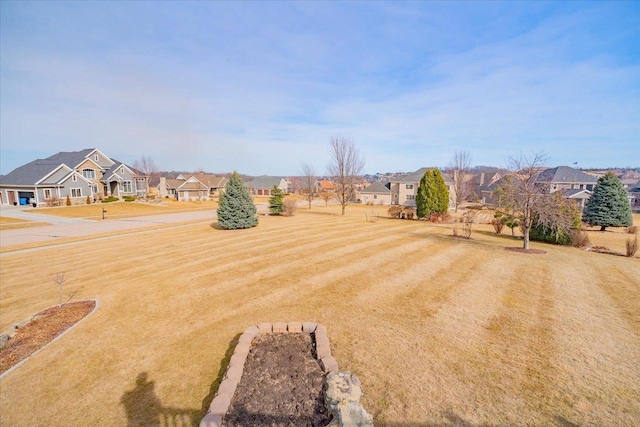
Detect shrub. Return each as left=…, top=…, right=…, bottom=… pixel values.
left=491, top=218, right=505, bottom=234
left=628, top=226, right=638, bottom=234
left=402, top=206, right=415, bottom=220
left=101, top=196, right=119, bottom=203
left=66, top=195, right=71, bottom=206
left=571, top=230, right=591, bottom=248
left=427, top=212, right=452, bottom=223
left=626, top=234, right=639, bottom=257
left=86, top=195, right=91, bottom=205
left=283, top=197, right=297, bottom=216
left=123, top=196, right=136, bottom=202
left=387, top=206, right=402, bottom=219
left=45, top=197, right=60, bottom=207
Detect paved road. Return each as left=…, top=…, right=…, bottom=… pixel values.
left=0, top=203, right=271, bottom=249
left=0, top=205, right=216, bottom=248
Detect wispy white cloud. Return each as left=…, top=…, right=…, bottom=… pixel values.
left=1, top=1, right=638, bottom=175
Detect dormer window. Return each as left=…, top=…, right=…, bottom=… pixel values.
left=82, top=168, right=95, bottom=179
left=72, top=174, right=77, bottom=182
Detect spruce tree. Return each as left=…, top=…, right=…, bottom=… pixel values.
left=217, top=171, right=258, bottom=229
left=416, top=169, right=450, bottom=218
left=268, top=185, right=284, bottom=215
left=582, top=171, right=632, bottom=231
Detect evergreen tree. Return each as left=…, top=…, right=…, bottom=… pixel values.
left=217, top=171, right=258, bottom=229
left=268, top=185, right=284, bottom=215
left=416, top=169, right=450, bottom=218
left=582, top=171, right=633, bottom=231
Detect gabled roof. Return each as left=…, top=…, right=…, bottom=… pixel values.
left=162, top=179, right=184, bottom=189
left=192, top=174, right=227, bottom=188
left=317, top=180, right=336, bottom=190
left=249, top=176, right=285, bottom=189
left=0, top=159, right=63, bottom=186
left=103, top=161, right=136, bottom=181
left=562, top=189, right=592, bottom=198
left=177, top=180, right=209, bottom=191
left=45, top=149, right=96, bottom=169
left=361, top=182, right=391, bottom=194
left=536, top=166, right=598, bottom=184
left=392, top=167, right=449, bottom=183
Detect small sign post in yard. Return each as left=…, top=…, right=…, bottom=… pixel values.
left=102, top=208, right=107, bottom=220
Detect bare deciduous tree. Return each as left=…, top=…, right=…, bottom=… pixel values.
left=53, top=272, right=66, bottom=307
left=319, top=190, right=332, bottom=206
left=448, top=150, right=472, bottom=212
left=496, top=152, right=549, bottom=250
left=327, top=137, right=365, bottom=216
left=133, top=156, right=159, bottom=194
left=300, top=163, right=317, bottom=209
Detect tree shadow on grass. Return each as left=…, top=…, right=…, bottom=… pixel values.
left=198, top=333, right=241, bottom=422
left=121, top=372, right=200, bottom=427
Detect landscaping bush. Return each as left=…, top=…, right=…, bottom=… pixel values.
left=491, top=218, right=505, bottom=234
left=402, top=206, right=415, bottom=220
left=387, top=206, right=402, bottom=219
left=101, top=196, right=119, bottom=203
left=427, top=212, right=452, bottom=223
left=282, top=197, right=297, bottom=216
left=626, top=234, right=638, bottom=257
left=123, top=196, right=136, bottom=202
left=66, top=195, right=71, bottom=206
left=571, top=230, right=591, bottom=248
left=86, top=195, right=91, bottom=205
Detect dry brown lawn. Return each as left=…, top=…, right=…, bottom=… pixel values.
left=28, top=199, right=218, bottom=220
left=0, top=216, right=50, bottom=230
left=0, top=205, right=638, bottom=426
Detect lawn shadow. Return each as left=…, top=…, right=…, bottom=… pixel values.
left=198, top=333, right=241, bottom=421
left=121, top=372, right=200, bottom=427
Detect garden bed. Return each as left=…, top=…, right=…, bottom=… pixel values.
left=0, top=301, right=96, bottom=376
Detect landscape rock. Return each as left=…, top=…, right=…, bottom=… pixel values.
left=0, top=334, right=9, bottom=348
left=287, top=321, right=302, bottom=333
left=302, top=322, right=318, bottom=333
left=272, top=322, right=287, bottom=333
left=199, top=413, right=222, bottom=427
left=208, top=394, right=232, bottom=416
left=325, top=371, right=373, bottom=427
left=243, top=325, right=260, bottom=337
left=320, top=355, right=339, bottom=373
left=257, top=323, right=272, bottom=334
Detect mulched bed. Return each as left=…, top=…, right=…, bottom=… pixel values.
left=0, top=301, right=96, bottom=375
left=505, top=247, right=546, bottom=255
left=225, top=333, right=331, bottom=426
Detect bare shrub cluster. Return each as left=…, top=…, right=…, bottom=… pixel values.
left=388, top=206, right=416, bottom=219
left=628, top=225, right=638, bottom=234
left=428, top=212, right=452, bottom=223
left=491, top=218, right=505, bottom=234
left=283, top=197, right=298, bottom=216
left=571, top=230, right=591, bottom=248
left=627, top=233, right=638, bottom=257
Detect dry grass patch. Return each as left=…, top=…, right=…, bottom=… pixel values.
left=0, top=204, right=638, bottom=426
left=0, top=216, right=50, bottom=230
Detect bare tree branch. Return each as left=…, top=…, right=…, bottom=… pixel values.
left=448, top=150, right=472, bottom=212
left=327, top=137, right=365, bottom=215
left=133, top=156, right=160, bottom=193
left=300, top=162, right=317, bottom=209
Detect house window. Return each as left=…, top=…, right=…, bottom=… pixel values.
left=71, top=188, right=82, bottom=198
left=82, top=168, right=95, bottom=179
left=121, top=167, right=125, bottom=174
left=93, top=185, right=98, bottom=194
left=407, top=195, right=415, bottom=200
left=44, top=189, right=52, bottom=199
left=374, top=194, right=378, bottom=199
left=406, top=184, right=413, bottom=190
left=95, top=155, right=99, bottom=161
left=72, top=175, right=77, bottom=182
left=122, top=180, right=133, bottom=193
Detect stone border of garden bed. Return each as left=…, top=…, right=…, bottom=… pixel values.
left=200, top=321, right=339, bottom=427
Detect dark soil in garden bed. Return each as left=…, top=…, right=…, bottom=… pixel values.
left=225, top=333, right=331, bottom=426
left=0, top=301, right=96, bottom=375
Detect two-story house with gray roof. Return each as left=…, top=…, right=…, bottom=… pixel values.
left=387, top=167, right=455, bottom=208
left=0, top=149, right=147, bottom=206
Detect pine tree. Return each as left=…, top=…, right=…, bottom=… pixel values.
left=416, top=169, right=450, bottom=218
left=217, top=171, right=258, bottom=229
left=268, top=185, right=284, bottom=215
left=582, top=171, right=633, bottom=231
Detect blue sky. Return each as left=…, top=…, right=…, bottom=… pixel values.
left=1, top=1, right=638, bottom=175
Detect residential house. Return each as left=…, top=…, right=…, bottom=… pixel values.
left=247, top=176, right=288, bottom=196
left=388, top=168, right=456, bottom=208
left=316, top=180, right=337, bottom=194
left=360, top=182, right=392, bottom=205
left=157, top=173, right=227, bottom=201
left=0, top=149, right=147, bottom=206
